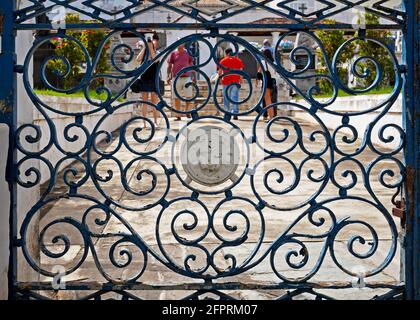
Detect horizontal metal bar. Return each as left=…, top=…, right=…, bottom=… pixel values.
left=16, top=281, right=404, bottom=291
left=14, top=22, right=404, bottom=31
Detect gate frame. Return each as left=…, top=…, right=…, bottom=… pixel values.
left=0, top=0, right=17, bottom=301
left=1, top=0, right=419, bottom=299
left=403, top=0, right=420, bottom=300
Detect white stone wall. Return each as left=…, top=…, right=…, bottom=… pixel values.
left=0, top=124, right=10, bottom=299
left=34, top=96, right=134, bottom=184
left=292, top=94, right=404, bottom=150
left=0, top=22, right=36, bottom=298
left=15, top=27, right=40, bottom=287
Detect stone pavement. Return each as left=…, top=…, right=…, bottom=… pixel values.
left=32, top=112, right=403, bottom=300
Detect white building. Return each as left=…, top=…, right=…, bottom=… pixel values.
left=36, top=0, right=403, bottom=91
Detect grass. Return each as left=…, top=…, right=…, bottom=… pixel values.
left=34, top=89, right=126, bottom=101
left=35, top=85, right=394, bottom=102
left=295, top=86, right=395, bottom=100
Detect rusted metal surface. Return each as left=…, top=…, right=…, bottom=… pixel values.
left=0, top=14, right=4, bottom=35
left=16, top=280, right=403, bottom=291
left=402, top=0, right=420, bottom=300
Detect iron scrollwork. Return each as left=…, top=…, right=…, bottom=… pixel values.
left=12, top=1, right=406, bottom=300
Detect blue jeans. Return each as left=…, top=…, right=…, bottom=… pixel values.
left=223, top=85, right=239, bottom=114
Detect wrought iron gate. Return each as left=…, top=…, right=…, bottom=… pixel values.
left=1, top=0, right=419, bottom=300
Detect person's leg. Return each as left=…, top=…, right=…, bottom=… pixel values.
left=141, top=92, right=148, bottom=128
left=185, top=78, right=193, bottom=118
left=262, top=91, right=268, bottom=119
left=223, top=85, right=230, bottom=112
left=231, top=85, right=239, bottom=115
left=174, top=79, right=185, bottom=120
left=186, top=78, right=192, bottom=118
left=174, top=98, right=183, bottom=120
left=179, top=77, right=190, bottom=118
left=265, top=88, right=274, bottom=119
left=272, top=81, right=278, bottom=117
left=136, top=95, right=142, bottom=117
left=137, top=93, right=142, bottom=116
left=151, top=92, right=159, bottom=126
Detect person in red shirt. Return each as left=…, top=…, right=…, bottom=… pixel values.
left=218, top=48, right=244, bottom=119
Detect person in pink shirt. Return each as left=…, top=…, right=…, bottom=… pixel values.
left=167, top=43, right=196, bottom=120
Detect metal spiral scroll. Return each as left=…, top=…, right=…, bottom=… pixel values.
left=15, top=30, right=404, bottom=286
left=15, top=1, right=406, bottom=25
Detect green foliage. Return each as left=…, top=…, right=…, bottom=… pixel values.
left=316, top=67, right=348, bottom=95
left=316, top=19, right=352, bottom=66
left=315, top=16, right=395, bottom=95
left=34, top=89, right=126, bottom=101
left=356, top=13, right=395, bottom=88
left=80, top=28, right=110, bottom=88
left=48, top=13, right=85, bottom=89
left=315, top=19, right=353, bottom=94
left=294, top=85, right=394, bottom=100
left=48, top=13, right=110, bottom=90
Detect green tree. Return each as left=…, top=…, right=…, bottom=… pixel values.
left=315, top=19, right=353, bottom=94
left=48, top=13, right=110, bottom=90
left=355, top=13, right=395, bottom=88
left=80, top=28, right=110, bottom=88
left=49, top=13, right=85, bottom=89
